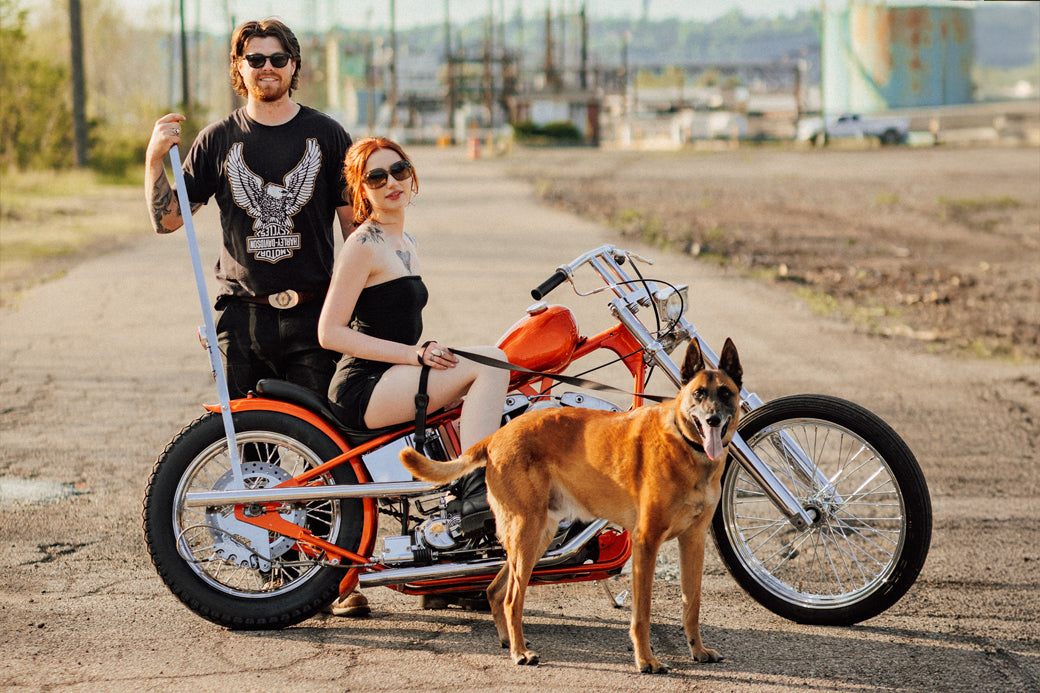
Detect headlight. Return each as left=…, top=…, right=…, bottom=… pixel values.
left=653, top=285, right=688, bottom=322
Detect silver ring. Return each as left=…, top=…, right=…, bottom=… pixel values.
left=432, top=349, right=442, bottom=357
left=173, top=128, right=180, bottom=135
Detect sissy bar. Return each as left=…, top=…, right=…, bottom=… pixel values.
left=168, top=146, right=245, bottom=487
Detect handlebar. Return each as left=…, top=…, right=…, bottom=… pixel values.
left=531, top=269, right=569, bottom=300
left=531, top=245, right=629, bottom=299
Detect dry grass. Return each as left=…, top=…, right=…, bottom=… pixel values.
left=0, top=168, right=147, bottom=307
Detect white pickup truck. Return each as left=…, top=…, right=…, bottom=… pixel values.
left=797, top=113, right=910, bottom=146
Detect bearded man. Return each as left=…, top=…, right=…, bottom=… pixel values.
left=144, top=20, right=370, bottom=619
left=145, top=19, right=353, bottom=401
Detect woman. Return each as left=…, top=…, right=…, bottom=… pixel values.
left=318, top=137, right=509, bottom=455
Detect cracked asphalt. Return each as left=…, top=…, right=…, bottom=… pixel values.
left=1, top=146, right=1037, bottom=692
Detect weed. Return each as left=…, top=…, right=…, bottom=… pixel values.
left=0, top=168, right=142, bottom=303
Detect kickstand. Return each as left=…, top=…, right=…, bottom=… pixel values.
left=599, top=579, right=629, bottom=609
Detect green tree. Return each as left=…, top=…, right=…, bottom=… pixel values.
left=0, top=0, right=75, bottom=169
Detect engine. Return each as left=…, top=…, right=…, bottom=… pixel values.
left=380, top=392, right=620, bottom=563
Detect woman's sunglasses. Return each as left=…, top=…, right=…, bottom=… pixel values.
left=364, top=160, right=413, bottom=189
left=243, top=52, right=291, bottom=69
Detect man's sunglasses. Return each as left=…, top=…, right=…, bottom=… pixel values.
left=243, top=52, right=291, bottom=69
left=364, top=160, right=413, bottom=189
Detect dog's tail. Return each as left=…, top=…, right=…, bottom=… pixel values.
left=399, top=442, right=488, bottom=485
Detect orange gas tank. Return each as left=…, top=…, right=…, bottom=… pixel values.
left=496, top=303, right=579, bottom=389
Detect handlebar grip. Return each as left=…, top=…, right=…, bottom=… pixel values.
left=531, top=269, right=568, bottom=300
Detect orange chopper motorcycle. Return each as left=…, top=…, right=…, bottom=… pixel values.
left=143, top=150, right=931, bottom=631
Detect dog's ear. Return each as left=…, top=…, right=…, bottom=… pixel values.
left=681, top=339, right=707, bottom=384
left=718, top=337, right=743, bottom=389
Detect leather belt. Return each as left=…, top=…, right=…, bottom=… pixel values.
left=239, top=289, right=321, bottom=309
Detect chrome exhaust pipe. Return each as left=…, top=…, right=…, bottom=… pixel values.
left=183, top=480, right=440, bottom=508
left=357, top=519, right=608, bottom=588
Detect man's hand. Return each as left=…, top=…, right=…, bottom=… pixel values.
left=144, top=113, right=189, bottom=234
left=146, top=113, right=186, bottom=164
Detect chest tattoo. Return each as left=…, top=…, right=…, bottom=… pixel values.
left=396, top=250, right=412, bottom=272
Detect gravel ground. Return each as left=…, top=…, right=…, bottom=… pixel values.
left=507, top=144, right=1040, bottom=362
left=1, top=144, right=1037, bottom=692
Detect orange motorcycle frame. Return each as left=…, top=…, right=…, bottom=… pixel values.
left=203, top=317, right=651, bottom=592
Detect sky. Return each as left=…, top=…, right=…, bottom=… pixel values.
left=123, top=0, right=837, bottom=33
left=26, top=0, right=989, bottom=33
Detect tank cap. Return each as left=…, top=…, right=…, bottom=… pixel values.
left=526, top=301, right=549, bottom=315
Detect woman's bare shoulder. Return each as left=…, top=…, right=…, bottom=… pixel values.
left=349, top=221, right=390, bottom=247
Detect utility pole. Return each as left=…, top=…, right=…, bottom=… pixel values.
left=579, top=1, right=588, bottom=91
left=389, top=0, right=399, bottom=128
left=621, top=30, right=630, bottom=115
left=365, top=37, right=375, bottom=132
left=544, top=5, right=558, bottom=91
left=68, top=0, right=88, bottom=167
left=179, top=0, right=190, bottom=109
left=444, top=0, right=455, bottom=138
left=482, top=1, right=493, bottom=128
left=223, top=0, right=237, bottom=111
left=557, top=1, right=566, bottom=88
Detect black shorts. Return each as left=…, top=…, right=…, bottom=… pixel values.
left=327, top=360, right=393, bottom=431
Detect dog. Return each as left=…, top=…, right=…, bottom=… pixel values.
left=400, top=337, right=742, bottom=674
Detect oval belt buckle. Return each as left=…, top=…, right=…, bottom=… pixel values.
left=268, top=290, right=299, bottom=309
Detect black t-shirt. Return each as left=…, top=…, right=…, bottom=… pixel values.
left=181, top=105, right=351, bottom=301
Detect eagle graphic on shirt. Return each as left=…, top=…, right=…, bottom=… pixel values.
left=227, top=138, right=321, bottom=264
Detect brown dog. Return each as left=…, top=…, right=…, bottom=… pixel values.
left=400, top=338, right=743, bottom=674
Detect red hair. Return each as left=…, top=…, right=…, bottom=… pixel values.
left=343, top=137, right=420, bottom=225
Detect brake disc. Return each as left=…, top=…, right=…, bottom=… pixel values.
left=204, top=461, right=305, bottom=567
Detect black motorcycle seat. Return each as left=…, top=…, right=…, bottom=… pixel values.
left=254, top=378, right=406, bottom=445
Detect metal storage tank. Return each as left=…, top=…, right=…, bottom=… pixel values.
left=822, top=1, right=974, bottom=113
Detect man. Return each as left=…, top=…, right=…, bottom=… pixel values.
left=144, top=18, right=370, bottom=618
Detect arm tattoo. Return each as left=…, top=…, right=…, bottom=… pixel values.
left=149, top=174, right=178, bottom=234
left=149, top=174, right=200, bottom=233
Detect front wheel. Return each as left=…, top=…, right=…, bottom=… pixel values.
left=143, top=410, right=368, bottom=629
left=711, top=394, right=931, bottom=625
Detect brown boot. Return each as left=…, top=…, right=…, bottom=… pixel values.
left=329, top=590, right=371, bottom=617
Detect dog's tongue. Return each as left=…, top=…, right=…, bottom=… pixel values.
left=703, top=425, right=725, bottom=461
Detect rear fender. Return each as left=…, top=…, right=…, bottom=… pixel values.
left=204, top=396, right=379, bottom=575
left=203, top=396, right=369, bottom=479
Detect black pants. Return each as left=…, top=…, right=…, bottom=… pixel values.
left=216, top=298, right=337, bottom=399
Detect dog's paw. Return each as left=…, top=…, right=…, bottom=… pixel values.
left=512, top=649, right=540, bottom=666
left=691, top=646, right=723, bottom=664
left=638, top=658, right=671, bottom=675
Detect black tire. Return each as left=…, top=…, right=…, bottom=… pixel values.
left=143, top=410, right=365, bottom=629
left=880, top=129, right=901, bottom=146
left=711, top=394, right=931, bottom=625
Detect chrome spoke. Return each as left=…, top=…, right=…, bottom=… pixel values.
left=173, top=431, right=341, bottom=598
left=723, top=417, right=905, bottom=608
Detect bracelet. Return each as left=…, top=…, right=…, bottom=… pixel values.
left=416, top=340, right=434, bottom=365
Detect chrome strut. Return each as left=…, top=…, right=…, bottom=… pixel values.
left=357, top=519, right=609, bottom=588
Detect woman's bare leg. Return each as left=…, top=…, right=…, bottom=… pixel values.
left=363, top=345, right=510, bottom=449
left=451, top=346, right=511, bottom=449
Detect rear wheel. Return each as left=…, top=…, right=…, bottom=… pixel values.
left=712, top=395, right=931, bottom=625
left=880, top=129, right=901, bottom=145
left=143, top=410, right=367, bottom=629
